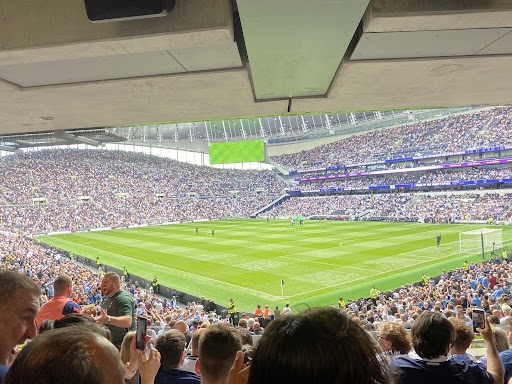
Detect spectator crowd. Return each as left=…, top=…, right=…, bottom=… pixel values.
left=272, top=106, right=512, bottom=170
left=0, top=149, right=288, bottom=234
left=3, top=107, right=512, bottom=383
left=299, top=165, right=512, bottom=191
left=268, top=192, right=512, bottom=223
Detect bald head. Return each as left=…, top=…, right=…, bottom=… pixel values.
left=53, top=274, right=73, bottom=296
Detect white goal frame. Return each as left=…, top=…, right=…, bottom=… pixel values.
left=459, top=228, right=503, bottom=254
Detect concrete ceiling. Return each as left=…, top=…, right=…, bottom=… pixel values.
left=0, top=0, right=512, bottom=137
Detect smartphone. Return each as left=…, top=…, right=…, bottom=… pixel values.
left=136, top=316, right=147, bottom=350
left=472, top=309, right=485, bottom=332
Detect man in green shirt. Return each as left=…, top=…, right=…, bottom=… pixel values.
left=95, top=272, right=135, bottom=349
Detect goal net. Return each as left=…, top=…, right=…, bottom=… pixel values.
left=459, top=228, right=503, bottom=254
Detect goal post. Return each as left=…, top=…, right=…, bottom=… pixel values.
left=459, top=228, right=503, bottom=254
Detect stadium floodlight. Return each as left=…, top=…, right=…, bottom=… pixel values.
left=258, top=118, right=266, bottom=138
left=459, top=228, right=502, bottom=256
left=205, top=122, right=212, bottom=142
left=300, top=116, right=308, bottom=133
left=278, top=117, right=286, bottom=136
left=221, top=121, right=230, bottom=141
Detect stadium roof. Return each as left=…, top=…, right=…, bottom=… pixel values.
left=0, top=1, right=512, bottom=141
left=0, top=129, right=126, bottom=151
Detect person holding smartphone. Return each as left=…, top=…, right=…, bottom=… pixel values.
left=392, top=311, right=503, bottom=384
left=136, top=316, right=148, bottom=351
left=472, top=308, right=486, bottom=332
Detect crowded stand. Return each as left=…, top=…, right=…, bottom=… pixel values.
left=4, top=106, right=512, bottom=382
left=0, top=195, right=277, bottom=234
left=0, top=149, right=287, bottom=205
left=266, top=193, right=512, bottom=223
left=295, top=157, right=512, bottom=179
left=297, top=166, right=512, bottom=191
left=0, top=149, right=287, bottom=233
left=271, top=106, right=512, bottom=171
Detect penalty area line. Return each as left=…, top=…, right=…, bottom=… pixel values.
left=286, top=246, right=465, bottom=299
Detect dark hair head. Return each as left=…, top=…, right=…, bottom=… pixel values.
left=248, top=308, right=387, bottom=384
left=54, top=314, right=111, bottom=340
left=198, top=323, right=242, bottom=382
left=155, top=329, right=186, bottom=369
left=5, top=326, right=124, bottom=384
left=411, top=311, right=453, bottom=359
left=38, top=319, right=55, bottom=334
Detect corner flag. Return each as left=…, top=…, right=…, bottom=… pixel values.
left=281, top=279, right=285, bottom=286
left=280, top=278, right=284, bottom=298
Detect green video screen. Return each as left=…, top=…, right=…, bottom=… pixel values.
left=209, top=140, right=265, bottom=164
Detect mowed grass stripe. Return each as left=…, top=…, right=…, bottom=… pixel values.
left=39, top=220, right=512, bottom=310
left=49, top=230, right=321, bottom=298
left=58, top=232, right=252, bottom=279
left=43, top=236, right=283, bottom=301
left=285, top=241, right=477, bottom=299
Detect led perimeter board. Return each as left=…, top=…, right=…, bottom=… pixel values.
left=209, top=140, right=265, bottom=164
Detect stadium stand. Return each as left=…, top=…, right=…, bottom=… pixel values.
left=0, top=149, right=287, bottom=233
left=271, top=106, right=512, bottom=171
left=3, top=107, right=512, bottom=383
left=265, top=193, right=512, bottom=223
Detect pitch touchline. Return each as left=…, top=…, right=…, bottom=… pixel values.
left=50, top=238, right=280, bottom=301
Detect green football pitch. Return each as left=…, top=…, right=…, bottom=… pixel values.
left=37, top=220, right=512, bottom=311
